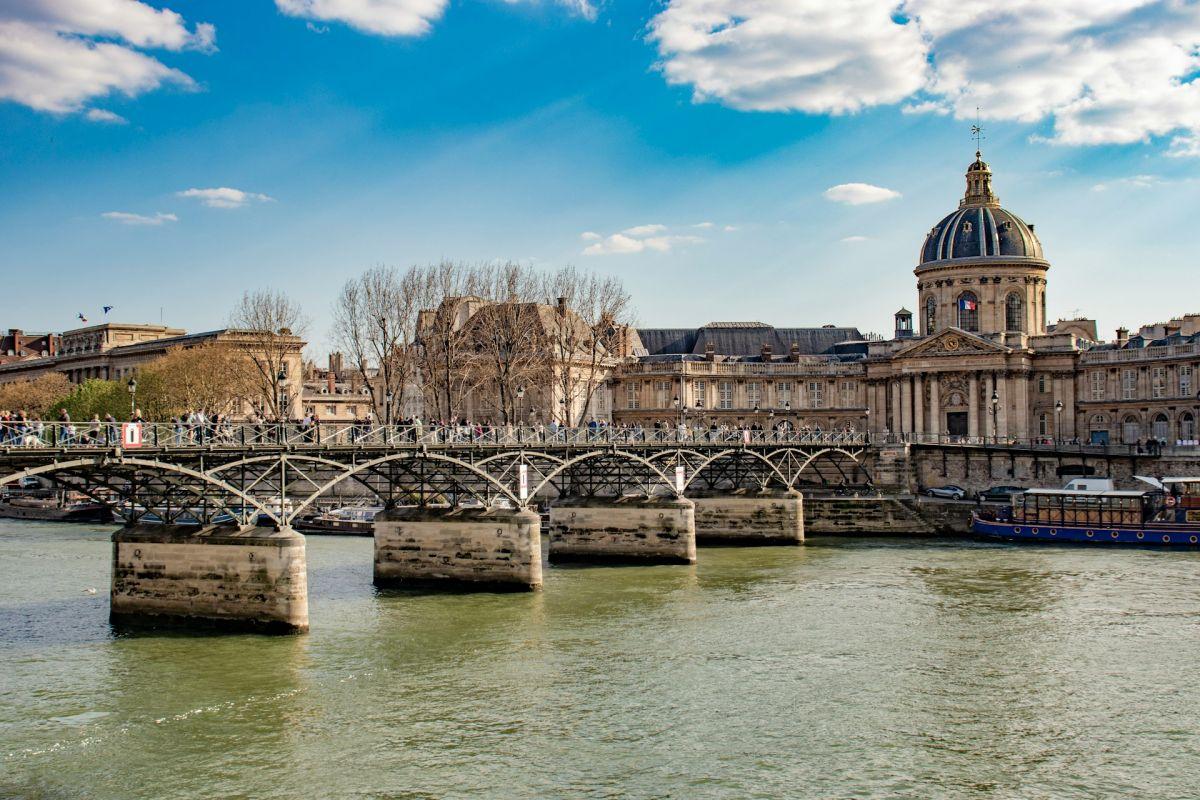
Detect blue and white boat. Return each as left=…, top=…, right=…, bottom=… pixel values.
left=971, top=477, right=1200, bottom=546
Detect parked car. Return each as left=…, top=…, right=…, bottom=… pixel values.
left=979, top=485, right=1027, bottom=503
left=922, top=484, right=966, bottom=500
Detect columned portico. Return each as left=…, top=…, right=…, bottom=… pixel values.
left=913, top=375, right=924, bottom=436
left=928, top=376, right=940, bottom=438
left=968, top=373, right=979, bottom=438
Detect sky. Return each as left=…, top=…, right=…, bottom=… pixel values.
left=3, top=0, right=1200, bottom=357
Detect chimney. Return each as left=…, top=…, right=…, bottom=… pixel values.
left=556, top=296, right=567, bottom=317
left=790, top=342, right=801, bottom=362
left=1164, top=323, right=1182, bottom=338
left=705, top=341, right=716, bottom=362
left=327, top=372, right=335, bottom=393
left=1116, top=327, right=1129, bottom=345
left=329, top=351, right=344, bottom=375
left=761, top=342, right=773, bottom=361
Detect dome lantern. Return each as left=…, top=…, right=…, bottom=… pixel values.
left=961, top=151, right=998, bottom=208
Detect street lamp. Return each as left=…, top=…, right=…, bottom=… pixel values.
left=673, top=394, right=685, bottom=426
left=385, top=392, right=394, bottom=426
left=275, top=368, right=287, bottom=421
left=990, top=389, right=999, bottom=444
left=1054, top=399, right=1063, bottom=445
left=126, top=376, right=137, bottom=419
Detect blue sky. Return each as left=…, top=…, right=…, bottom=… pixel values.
left=2, top=0, right=1199, bottom=355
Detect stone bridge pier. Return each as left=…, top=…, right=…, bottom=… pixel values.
left=691, top=490, right=805, bottom=545
left=110, top=524, right=309, bottom=634
left=548, top=496, right=697, bottom=564
left=373, top=506, right=543, bottom=590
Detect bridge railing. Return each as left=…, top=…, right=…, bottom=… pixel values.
left=885, top=431, right=1200, bottom=455
left=0, top=421, right=871, bottom=450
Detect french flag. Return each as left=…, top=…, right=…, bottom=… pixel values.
left=959, top=297, right=977, bottom=311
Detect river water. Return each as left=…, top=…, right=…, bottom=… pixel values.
left=2, top=521, right=1200, bottom=799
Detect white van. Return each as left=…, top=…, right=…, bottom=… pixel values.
left=1063, top=478, right=1115, bottom=492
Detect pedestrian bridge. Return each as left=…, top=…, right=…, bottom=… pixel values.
left=0, top=422, right=872, bottom=528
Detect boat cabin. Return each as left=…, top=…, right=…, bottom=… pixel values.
left=1011, top=489, right=1151, bottom=527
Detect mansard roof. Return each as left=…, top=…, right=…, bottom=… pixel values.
left=637, top=323, right=862, bottom=358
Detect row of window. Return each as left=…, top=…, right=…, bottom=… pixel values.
left=1088, top=412, right=1197, bottom=443
left=924, top=291, right=1043, bottom=333
left=627, top=380, right=858, bottom=410
left=1089, top=365, right=1194, bottom=401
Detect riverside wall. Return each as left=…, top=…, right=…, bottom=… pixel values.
left=691, top=491, right=804, bottom=544
left=548, top=496, right=696, bottom=564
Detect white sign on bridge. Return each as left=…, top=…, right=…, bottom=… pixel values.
left=121, top=422, right=143, bottom=448
left=518, top=464, right=529, bottom=501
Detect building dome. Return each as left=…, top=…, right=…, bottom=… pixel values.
left=919, top=152, right=1044, bottom=266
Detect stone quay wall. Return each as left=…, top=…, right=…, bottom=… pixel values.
left=111, top=524, right=309, bottom=633
left=910, top=446, right=1200, bottom=495
left=373, top=506, right=542, bottom=591
left=805, top=497, right=973, bottom=536
left=691, top=491, right=804, bottom=544
left=548, top=496, right=696, bottom=564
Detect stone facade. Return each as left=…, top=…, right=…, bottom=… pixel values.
left=110, top=524, right=308, bottom=633
left=373, top=506, right=542, bottom=590
left=548, top=496, right=697, bottom=564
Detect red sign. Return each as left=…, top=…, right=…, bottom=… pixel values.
left=121, top=422, right=143, bottom=448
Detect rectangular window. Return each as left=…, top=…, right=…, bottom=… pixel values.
left=626, top=383, right=639, bottom=410
left=777, top=381, right=792, bottom=405
left=1181, top=365, right=1193, bottom=398
left=1090, top=371, right=1106, bottom=401
left=1151, top=367, right=1166, bottom=399
left=718, top=381, right=733, bottom=410
left=1121, top=369, right=1136, bottom=400
left=808, top=381, right=824, bottom=408
left=1037, top=374, right=1047, bottom=394
left=747, top=381, right=761, bottom=408
left=840, top=380, right=856, bottom=407
left=693, top=380, right=706, bottom=408
left=655, top=380, right=672, bottom=408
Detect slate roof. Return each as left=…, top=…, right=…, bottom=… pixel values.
left=637, top=324, right=863, bottom=357
left=920, top=205, right=1043, bottom=264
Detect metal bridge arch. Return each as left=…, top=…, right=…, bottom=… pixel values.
left=529, top=449, right=679, bottom=500
left=679, top=448, right=792, bottom=492
left=0, top=457, right=278, bottom=525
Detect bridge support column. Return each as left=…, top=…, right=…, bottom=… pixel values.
left=548, top=496, right=696, bottom=564
left=691, top=491, right=804, bottom=545
left=373, top=507, right=542, bottom=591
left=111, top=524, right=308, bottom=634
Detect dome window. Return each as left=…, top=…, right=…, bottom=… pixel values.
left=1005, top=293, right=1024, bottom=332
left=961, top=221, right=973, bottom=233
left=957, top=292, right=980, bottom=332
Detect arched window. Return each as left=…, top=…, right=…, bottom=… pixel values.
left=1181, top=412, right=1196, bottom=442
left=1152, top=413, right=1169, bottom=441
left=1122, top=415, right=1141, bottom=444
left=924, top=295, right=937, bottom=334
left=1005, top=293, right=1024, bottom=332
left=957, top=292, right=979, bottom=331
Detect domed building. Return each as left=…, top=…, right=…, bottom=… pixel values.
left=916, top=153, right=1049, bottom=337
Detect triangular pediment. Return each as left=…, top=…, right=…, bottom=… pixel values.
left=894, top=328, right=1010, bottom=359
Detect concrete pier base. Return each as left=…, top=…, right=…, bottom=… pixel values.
left=110, top=524, right=309, bottom=634
left=373, top=506, right=542, bottom=591
left=692, top=491, right=804, bottom=545
left=548, top=496, right=696, bottom=564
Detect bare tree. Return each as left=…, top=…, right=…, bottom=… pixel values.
left=411, top=261, right=484, bottom=423
left=542, top=266, right=632, bottom=426
left=332, top=265, right=422, bottom=424
left=229, top=289, right=308, bottom=420
left=463, top=263, right=551, bottom=425
left=134, top=344, right=255, bottom=420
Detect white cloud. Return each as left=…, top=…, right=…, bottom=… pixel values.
left=1167, top=135, right=1200, bottom=158
left=648, top=0, right=1200, bottom=149
left=823, top=182, right=901, bottom=205
left=85, top=108, right=126, bottom=124
left=1090, top=174, right=1165, bottom=192
left=177, top=187, right=274, bottom=209
left=841, top=235, right=868, bottom=243
left=722, top=224, right=738, bottom=232
left=102, top=211, right=178, bottom=226
left=0, top=2, right=214, bottom=115
left=692, top=221, right=715, bottom=229
left=582, top=224, right=704, bottom=256
left=902, top=100, right=949, bottom=116
left=622, top=223, right=667, bottom=237
left=276, top=0, right=448, bottom=36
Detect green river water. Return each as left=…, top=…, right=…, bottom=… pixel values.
left=2, top=521, right=1200, bottom=799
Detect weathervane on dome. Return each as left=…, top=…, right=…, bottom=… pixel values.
left=971, top=106, right=985, bottom=156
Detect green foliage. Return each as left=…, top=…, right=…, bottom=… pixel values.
left=51, top=379, right=130, bottom=420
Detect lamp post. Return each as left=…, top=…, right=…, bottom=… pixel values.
left=990, top=389, right=999, bottom=444
left=385, top=392, right=394, bottom=426
left=673, top=394, right=685, bottom=427
left=1054, top=399, right=1063, bottom=445
left=275, top=368, right=287, bottom=422
left=126, top=376, right=137, bottom=419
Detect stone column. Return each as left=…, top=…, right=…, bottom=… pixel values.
left=1014, top=371, right=1029, bottom=441
left=968, top=373, right=979, bottom=440
left=996, top=372, right=1010, bottom=440
left=890, top=380, right=902, bottom=436
left=913, top=375, right=925, bottom=438
left=928, top=375, right=941, bottom=439
left=1063, top=373, right=1077, bottom=440
left=900, top=378, right=913, bottom=435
